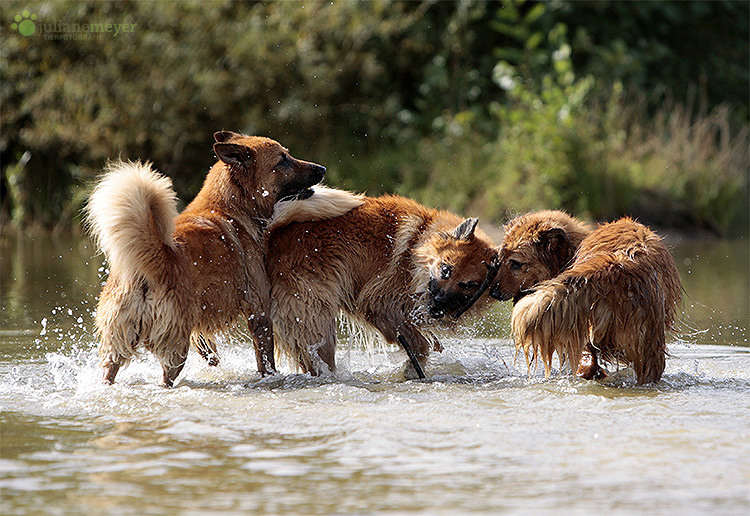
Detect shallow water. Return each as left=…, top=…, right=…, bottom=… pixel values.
left=1, top=233, right=749, bottom=515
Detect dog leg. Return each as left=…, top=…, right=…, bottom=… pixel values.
left=159, top=341, right=189, bottom=387
left=162, top=362, right=184, bottom=387
left=273, top=297, right=338, bottom=375
left=249, top=315, right=277, bottom=376
left=102, top=360, right=123, bottom=385
left=309, top=328, right=337, bottom=376
left=161, top=352, right=187, bottom=388
left=162, top=361, right=186, bottom=388
left=369, top=312, right=431, bottom=379
left=576, top=343, right=606, bottom=380
left=192, top=333, right=220, bottom=366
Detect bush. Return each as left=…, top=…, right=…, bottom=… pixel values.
left=401, top=30, right=749, bottom=235
left=1, top=0, right=747, bottom=236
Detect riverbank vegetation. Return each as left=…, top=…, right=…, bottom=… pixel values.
left=2, top=0, right=748, bottom=235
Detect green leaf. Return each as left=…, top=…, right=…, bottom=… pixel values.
left=523, top=3, right=547, bottom=25
left=525, top=31, right=544, bottom=51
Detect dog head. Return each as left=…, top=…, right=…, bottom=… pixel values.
left=490, top=210, right=592, bottom=303
left=212, top=131, right=326, bottom=215
left=423, top=218, right=499, bottom=319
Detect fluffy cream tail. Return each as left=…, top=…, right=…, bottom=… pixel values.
left=270, top=185, right=364, bottom=229
left=85, top=161, right=179, bottom=282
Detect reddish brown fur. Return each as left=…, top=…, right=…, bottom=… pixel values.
left=267, top=195, right=498, bottom=376
left=510, top=216, right=682, bottom=384
left=491, top=210, right=594, bottom=302
left=88, top=132, right=326, bottom=386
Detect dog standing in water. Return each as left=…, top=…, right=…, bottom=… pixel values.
left=266, top=195, right=499, bottom=377
left=86, top=131, right=358, bottom=386
left=491, top=211, right=682, bottom=384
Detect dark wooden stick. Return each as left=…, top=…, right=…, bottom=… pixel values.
left=397, top=334, right=426, bottom=379
left=452, top=259, right=499, bottom=320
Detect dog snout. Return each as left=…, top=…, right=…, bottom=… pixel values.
left=428, top=295, right=448, bottom=318
left=308, top=163, right=326, bottom=183
left=428, top=279, right=448, bottom=318
left=489, top=283, right=511, bottom=301
left=428, top=279, right=469, bottom=319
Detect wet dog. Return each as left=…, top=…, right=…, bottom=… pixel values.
left=492, top=211, right=682, bottom=384
left=490, top=210, right=594, bottom=303
left=86, top=131, right=352, bottom=386
left=266, top=194, right=499, bottom=377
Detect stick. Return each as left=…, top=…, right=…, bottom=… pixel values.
left=452, top=259, right=500, bottom=319
left=397, top=334, right=426, bottom=379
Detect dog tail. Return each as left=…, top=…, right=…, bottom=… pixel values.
left=511, top=279, right=588, bottom=377
left=269, top=185, right=364, bottom=229
left=85, top=161, right=179, bottom=283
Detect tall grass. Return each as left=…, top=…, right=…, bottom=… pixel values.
left=624, top=100, right=749, bottom=234
left=379, top=83, right=749, bottom=236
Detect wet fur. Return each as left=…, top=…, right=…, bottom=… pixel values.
left=267, top=195, right=498, bottom=376
left=502, top=214, right=682, bottom=384
left=86, top=132, right=338, bottom=386
left=491, top=210, right=594, bottom=303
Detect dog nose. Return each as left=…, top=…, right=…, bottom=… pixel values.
left=428, top=280, right=447, bottom=302
left=433, top=292, right=449, bottom=304
left=312, top=164, right=326, bottom=181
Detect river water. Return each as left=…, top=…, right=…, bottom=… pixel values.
left=1, top=232, right=748, bottom=515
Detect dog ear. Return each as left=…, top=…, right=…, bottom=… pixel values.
left=535, top=228, right=575, bottom=276
left=451, top=218, right=479, bottom=241
left=214, top=130, right=239, bottom=143
left=213, top=143, right=255, bottom=168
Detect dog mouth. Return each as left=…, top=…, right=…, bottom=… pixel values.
left=295, top=187, right=315, bottom=200
left=428, top=306, right=446, bottom=319
left=278, top=186, right=317, bottom=203
left=428, top=298, right=468, bottom=320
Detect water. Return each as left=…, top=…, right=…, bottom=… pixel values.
left=1, top=232, right=748, bottom=516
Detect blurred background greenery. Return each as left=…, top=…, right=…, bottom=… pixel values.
left=1, top=0, right=748, bottom=236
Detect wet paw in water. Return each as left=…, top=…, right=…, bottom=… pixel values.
left=576, top=349, right=608, bottom=380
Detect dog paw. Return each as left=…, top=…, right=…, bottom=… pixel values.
left=576, top=350, right=607, bottom=380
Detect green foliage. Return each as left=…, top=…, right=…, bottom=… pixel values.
left=404, top=6, right=749, bottom=235
left=1, top=0, right=748, bottom=236
left=1, top=0, right=499, bottom=226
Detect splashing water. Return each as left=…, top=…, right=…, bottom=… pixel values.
left=1, top=233, right=748, bottom=515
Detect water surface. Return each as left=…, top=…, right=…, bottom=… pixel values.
left=1, top=232, right=748, bottom=515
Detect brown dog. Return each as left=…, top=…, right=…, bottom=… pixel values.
left=490, top=210, right=594, bottom=303
left=86, top=131, right=341, bottom=386
left=492, top=212, right=682, bottom=384
left=266, top=194, right=499, bottom=377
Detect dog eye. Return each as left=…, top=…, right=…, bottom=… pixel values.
left=277, top=154, right=292, bottom=167
left=458, top=281, right=479, bottom=290
left=509, top=259, right=523, bottom=271
left=439, top=263, right=452, bottom=280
